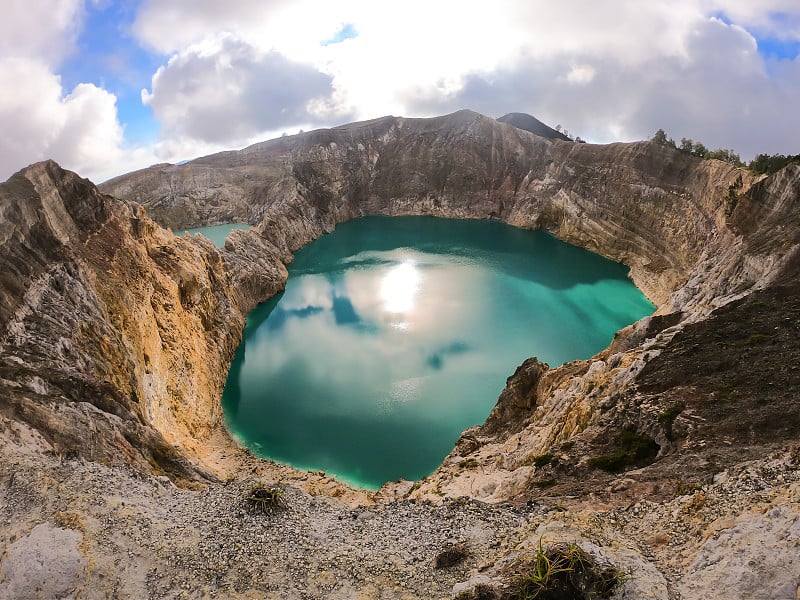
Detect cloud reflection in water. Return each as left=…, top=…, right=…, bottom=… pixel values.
left=223, top=216, right=655, bottom=490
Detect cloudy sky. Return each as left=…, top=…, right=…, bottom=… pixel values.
left=1, top=0, right=799, bottom=183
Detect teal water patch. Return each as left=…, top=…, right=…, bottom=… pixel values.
left=179, top=223, right=250, bottom=247
left=222, top=216, right=654, bottom=490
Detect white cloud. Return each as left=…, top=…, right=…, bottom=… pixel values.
left=141, top=35, right=350, bottom=147
left=401, top=15, right=800, bottom=159
left=0, top=58, right=156, bottom=184
left=706, top=0, right=800, bottom=38
left=6, top=0, right=800, bottom=183
left=132, top=0, right=287, bottom=54
left=0, top=0, right=160, bottom=183
left=128, top=0, right=800, bottom=162
left=0, top=0, right=83, bottom=66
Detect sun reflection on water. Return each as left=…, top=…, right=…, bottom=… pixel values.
left=380, top=261, right=420, bottom=315
left=224, top=216, right=657, bottom=490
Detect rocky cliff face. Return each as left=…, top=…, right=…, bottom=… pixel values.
left=103, top=110, right=787, bottom=311
left=0, top=161, right=285, bottom=482
left=2, top=112, right=799, bottom=598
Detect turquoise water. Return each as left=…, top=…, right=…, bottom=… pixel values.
left=179, top=223, right=250, bottom=247
left=222, top=216, right=654, bottom=489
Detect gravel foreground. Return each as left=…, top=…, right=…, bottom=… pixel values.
left=2, top=427, right=800, bottom=600
left=0, top=436, right=527, bottom=599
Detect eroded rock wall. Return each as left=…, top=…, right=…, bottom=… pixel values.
left=102, top=110, right=783, bottom=312
left=97, top=111, right=800, bottom=494
left=3, top=113, right=799, bottom=599
left=0, top=161, right=286, bottom=480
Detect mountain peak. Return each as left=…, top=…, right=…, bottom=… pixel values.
left=497, top=112, right=571, bottom=141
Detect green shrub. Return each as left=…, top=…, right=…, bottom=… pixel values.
left=749, top=153, right=800, bottom=175
left=715, top=382, right=734, bottom=399
left=674, top=481, right=702, bottom=497
left=245, top=483, right=285, bottom=514
left=658, top=403, right=686, bottom=441
left=588, top=429, right=659, bottom=473
left=652, top=129, right=745, bottom=166
left=657, top=403, right=685, bottom=426
left=745, top=333, right=770, bottom=346
left=725, top=174, right=743, bottom=216
left=505, top=540, right=627, bottom=599
left=531, top=453, right=554, bottom=468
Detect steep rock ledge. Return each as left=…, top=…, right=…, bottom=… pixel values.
left=404, top=164, right=799, bottom=505
left=2, top=112, right=798, bottom=490
left=103, top=111, right=788, bottom=312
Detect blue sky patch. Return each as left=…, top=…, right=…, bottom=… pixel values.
left=321, top=23, right=358, bottom=46
left=757, top=37, right=800, bottom=61
left=60, top=0, right=161, bottom=145
left=712, top=10, right=800, bottom=61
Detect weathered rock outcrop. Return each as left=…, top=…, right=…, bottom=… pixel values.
left=497, top=112, right=572, bottom=140
left=0, top=161, right=284, bottom=481
left=98, top=110, right=800, bottom=498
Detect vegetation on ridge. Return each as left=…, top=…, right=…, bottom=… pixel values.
left=748, top=152, right=800, bottom=175
left=651, top=128, right=743, bottom=166
left=587, top=429, right=659, bottom=473
left=454, top=540, right=627, bottom=600
left=651, top=128, right=800, bottom=175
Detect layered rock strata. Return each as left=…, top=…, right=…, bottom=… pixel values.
left=1, top=110, right=795, bottom=498
left=103, top=110, right=791, bottom=313
left=0, top=161, right=285, bottom=481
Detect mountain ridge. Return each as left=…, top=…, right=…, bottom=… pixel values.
left=497, top=111, right=573, bottom=140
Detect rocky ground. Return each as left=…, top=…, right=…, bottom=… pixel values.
left=0, top=419, right=525, bottom=599
left=2, top=419, right=799, bottom=599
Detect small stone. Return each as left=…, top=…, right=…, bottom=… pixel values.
left=611, top=478, right=636, bottom=493
left=646, top=532, right=671, bottom=548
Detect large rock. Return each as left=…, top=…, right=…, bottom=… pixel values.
left=0, top=161, right=286, bottom=480
left=0, top=523, right=86, bottom=599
